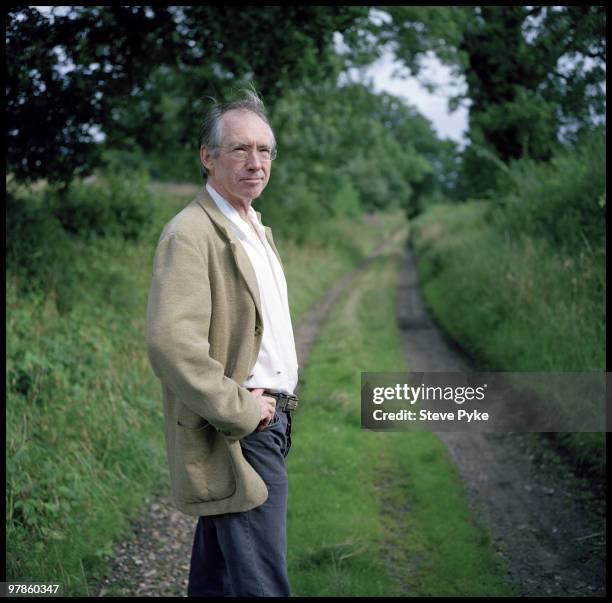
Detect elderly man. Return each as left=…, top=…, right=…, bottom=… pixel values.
left=145, top=90, right=298, bottom=597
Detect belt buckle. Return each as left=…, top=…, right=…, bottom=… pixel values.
left=277, top=393, right=298, bottom=412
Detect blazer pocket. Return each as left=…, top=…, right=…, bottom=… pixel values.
left=177, top=418, right=209, bottom=430
left=176, top=404, right=209, bottom=430
left=174, top=423, right=236, bottom=504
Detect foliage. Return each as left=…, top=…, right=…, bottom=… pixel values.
left=5, top=181, right=181, bottom=590
left=6, top=184, right=73, bottom=298
left=6, top=275, right=167, bottom=594
left=375, top=6, right=469, bottom=73
left=49, top=171, right=154, bottom=240
left=412, top=201, right=605, bottom=373
left=375, top=6, right=606, bottom=198
left=260, top=81, right=441, bottom=224
left=495, top=127, right=606, bottom=250
left=6, top=170, right=162, bottom=315
left=6, top=6, right=369, bottom=183
left=7, top=5, right=607, bottom=215
left=410, top=167, right=605, bottom=476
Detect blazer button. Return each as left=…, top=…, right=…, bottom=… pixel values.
left=254, top=325, right=262, bottom=336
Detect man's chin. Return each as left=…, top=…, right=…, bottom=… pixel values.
left=241, top=183, right=265, bottom=199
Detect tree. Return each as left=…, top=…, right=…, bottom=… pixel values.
left=375, top=5, right=606, bottom=195
left=460, top=6, right=605, bottom=162
left=262, top=80, right=437, bottom=223
left=6, top=6, right=179, bottom=183
left=6, top=6, right=369, bottom=183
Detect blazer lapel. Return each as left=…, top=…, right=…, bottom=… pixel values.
left=195, top=188, right=262, bottom=319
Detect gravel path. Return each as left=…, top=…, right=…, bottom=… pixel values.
left=91, top=231, right=404, bottom=597
left=396, top=240, right=606, bottom=597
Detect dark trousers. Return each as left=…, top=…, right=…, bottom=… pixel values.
left=187, top=409, right=292, bottom=597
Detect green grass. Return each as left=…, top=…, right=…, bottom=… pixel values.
left=287, top=227, right=516, bottom=596
left=5, top=178, right=406, bottom=595
left=410, top=201, right=605, bottom=478
left=282, top=212, right=405, bottom=321
left=411, top=202, right=605, bottom=372
left=6, top=238, right=170, bottom=594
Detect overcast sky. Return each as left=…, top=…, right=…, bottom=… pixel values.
left=361, top=51, right=470, bottom=148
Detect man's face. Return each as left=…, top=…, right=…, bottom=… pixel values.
left=201, top=109, right=274, bottom=206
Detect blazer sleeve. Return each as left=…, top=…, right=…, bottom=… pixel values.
left=145, top=231, right=261, bottom=440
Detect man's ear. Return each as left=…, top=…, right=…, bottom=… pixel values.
left=200, top=146, right=214, bottom=173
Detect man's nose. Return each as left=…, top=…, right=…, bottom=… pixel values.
left=245, top=149, right=263, bottom=169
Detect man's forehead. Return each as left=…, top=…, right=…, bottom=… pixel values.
left=221, top=109, right=273, bottom=143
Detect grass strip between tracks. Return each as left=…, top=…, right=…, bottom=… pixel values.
left=286, top=229, right=517, bottom=596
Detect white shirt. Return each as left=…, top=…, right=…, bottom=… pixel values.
left=207, top=183, right=298, bottom=395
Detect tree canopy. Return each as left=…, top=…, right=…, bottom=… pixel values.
left=6, top=5, right=606, bottom=208
left=6, top=6, right=369, bottom=183
left=375, top=5, right=606, bottom=195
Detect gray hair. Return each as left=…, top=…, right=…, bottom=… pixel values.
left=199, top=88, right=276, bottom=179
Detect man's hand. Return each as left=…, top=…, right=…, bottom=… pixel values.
left=250, top=388, right=276, bottom=432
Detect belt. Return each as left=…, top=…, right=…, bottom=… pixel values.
left=263, top=390, right=299, bottom=412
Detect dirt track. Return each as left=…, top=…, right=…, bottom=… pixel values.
left=396, top=241, right=606, bottom=597
left=92, top=233, right=605, bottom=597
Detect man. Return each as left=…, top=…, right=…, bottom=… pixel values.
left=145, top=90, right=298, bottom=597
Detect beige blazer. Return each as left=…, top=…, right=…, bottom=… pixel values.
left=145, top=187, right=285, bottom=516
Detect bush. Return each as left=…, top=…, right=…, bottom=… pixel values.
left=6, top=185, right=74, bottom=297
left=7, top=172, right=164, bottom=312
left=496, top=128, right=605, bottom=250
left=49, top=171, right=154, bottom=241
left=101, top=144, right=201, bottom=184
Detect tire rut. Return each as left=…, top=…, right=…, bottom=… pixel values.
left=395, top=240, right=606, bottom=597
